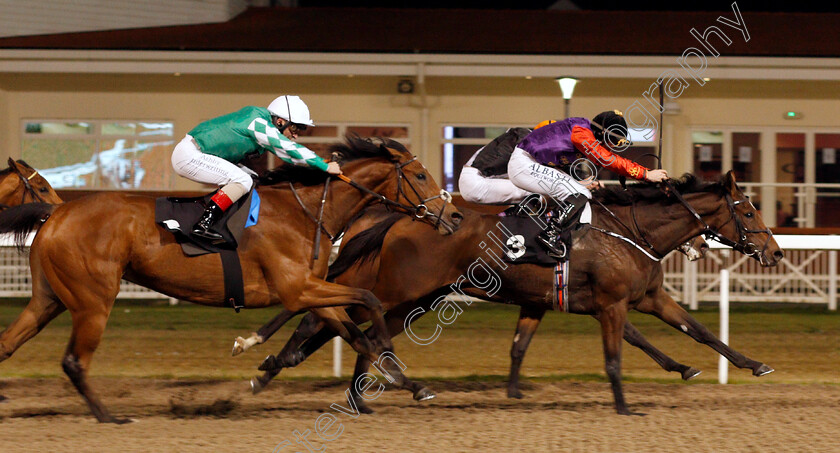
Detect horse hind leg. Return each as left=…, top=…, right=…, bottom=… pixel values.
left=0, top=268, right=66, bottom=362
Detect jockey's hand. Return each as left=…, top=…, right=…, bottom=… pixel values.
left=326, top=162, right=343, bottom=175
left=585, top=179, right=604, bottom=191
left=645, top=169, right=669, bottom=183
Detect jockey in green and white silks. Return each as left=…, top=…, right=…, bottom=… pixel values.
left=171, top=95, right=342, bottom=241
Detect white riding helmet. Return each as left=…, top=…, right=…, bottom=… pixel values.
left=267, top=95, right=315, bottom=126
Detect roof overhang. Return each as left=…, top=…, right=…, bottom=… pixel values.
left=1, top=50, right=839, bottom=81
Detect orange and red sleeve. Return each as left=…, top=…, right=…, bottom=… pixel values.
left=570, top=125, right=648, bottom=181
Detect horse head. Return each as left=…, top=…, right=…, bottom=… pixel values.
left=696, top=171, right=783, bottom=267
left=1, top=158, right=63, bottom=208
left=333, top=136, right=462, bottom=235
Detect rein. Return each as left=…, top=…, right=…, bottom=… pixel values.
left=663, top=180, right=774, bottom=258
left=590, top=180, right=774, bottom=262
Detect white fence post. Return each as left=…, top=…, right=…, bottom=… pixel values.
left=332, top=337, right=342, bottom=377
left=718, top=269, right=730, bottom=385
left=829, top=250, right=837, bottom=311
left=688, top=260, right=699, bottom=311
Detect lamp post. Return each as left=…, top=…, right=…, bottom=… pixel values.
left=556, top=77, right=578, bottom=118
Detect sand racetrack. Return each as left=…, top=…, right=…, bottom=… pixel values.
left=1, top=378, right=838, bottom=452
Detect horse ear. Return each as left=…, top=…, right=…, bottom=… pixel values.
left=380, top=144, right=401, bottom=162
left=724, top=170, right=739, bottom=194
left=7, top=157, right=15, bottom=168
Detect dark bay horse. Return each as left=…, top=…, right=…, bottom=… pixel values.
left=239, top=172, right=782, bottom=415
left=0, top=137, right=461, bottom=423
left=0, top=158, right=63, bottom=208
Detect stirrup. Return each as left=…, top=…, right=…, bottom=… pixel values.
left=537, top=233, right=567, bottom=259
left=192, top=226, right=224, bottom=241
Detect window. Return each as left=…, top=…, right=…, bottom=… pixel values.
left=22, top=120, right=175, bottom=190
left=692, top=131, right=723, bottom=182
left=815, top=133, right=840, bottom=227
left=441, top=125, right=523, bottom=193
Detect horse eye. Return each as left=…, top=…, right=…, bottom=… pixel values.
left=745, top=212, right=754, bottom=218
left=39, top=186, right=49, bottom=193
left=416, top=173, right=427, bottom=181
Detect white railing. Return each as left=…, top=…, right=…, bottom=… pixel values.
left=663, top=235, right=840, bottom=310
left=738, top=182, right=840, bottom=229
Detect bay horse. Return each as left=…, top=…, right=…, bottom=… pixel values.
left=238, top=171, right=782, bottom=415
left=0, top=136, right=461, bottom=423
left=0, top=158, right=63, bottom=208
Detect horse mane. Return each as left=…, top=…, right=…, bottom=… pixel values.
left=593, top=173, right=727, bottom=206
left=257, top=135, right=410, bottom=187
left=326, top=210, right=405, bottom=281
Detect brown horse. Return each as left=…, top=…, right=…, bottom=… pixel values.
left=239, top=171, right=782, bottom=415
left=0, top=158, right=63, bottom=208
left=0, top=137, right=461, bottom=423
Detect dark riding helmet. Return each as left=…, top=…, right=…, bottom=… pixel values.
left=591, top=110, right=632, bottom=148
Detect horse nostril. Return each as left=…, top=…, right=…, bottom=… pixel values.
left=773, top=250, right=784, bottom=261
left=450, top=212, right=464, bottom=225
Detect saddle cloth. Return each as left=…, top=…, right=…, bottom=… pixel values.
left=154, top=189, right=261, bottom=312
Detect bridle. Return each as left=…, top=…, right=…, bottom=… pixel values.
left=335, top=154, right=456, bottom=233
left=288, top=151, right=456, bottom=264
left=0, top=165, right=47, bottom=210
left=660, top=181, right=774, bottom=260
left=591, top=181, right=774, bottom=262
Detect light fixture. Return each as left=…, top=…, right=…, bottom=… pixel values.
left=784, top=111, right=803, bottom=120
left=556, top=77, right=578, bottom=100
left=397, top=79, right=415, bottom=94
left=555, top=76, right=579, bottom=118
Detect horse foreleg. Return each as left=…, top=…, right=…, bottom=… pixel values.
left=232, top=308, right=301, bottom=356
left=636, top=288, right=772, bottom=376
left=507, top=305, right=546, bottom=399
left=622, top=321, right=701, bottom=380
left=347, top=296, right=440, bottom=414
left=251, top=312, right=331, bottom=394
left=597, top=300, right=641, bottom=416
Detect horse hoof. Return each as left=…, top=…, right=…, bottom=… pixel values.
left=103, top=417, right=134, bottom=424
left=507, top=389, right=525, bottom=399
left=258, top=355, right=277, bottom=372
left=0, top=395, right=7, bottom=403
left=250, top=377, right=266, bottom=395
left=682, top=368, right=702, bottom=380
left=358, top=404, right=374, bottom=415
left=754, top=364, right=774, bottom=377
left=414, top=387, right=436, bottom=402
left=231, top=337, right=247, bottom=356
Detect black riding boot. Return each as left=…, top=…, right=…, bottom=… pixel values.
left=192, top=202, right=225, bottom=241
left=537, top=194, right=589, bottom=259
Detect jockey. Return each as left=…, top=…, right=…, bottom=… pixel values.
left=507, top=110, right=669, bottom=258
left=171, top=95, right=342, bottom=241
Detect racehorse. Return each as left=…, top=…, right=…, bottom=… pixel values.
left=0, top=136, right=461, bottom=423
left=0, top=158, right=63, bottom=208
left=237, top=171, right=782, bottom=415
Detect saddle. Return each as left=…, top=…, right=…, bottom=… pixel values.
left=496, top=196, right=585, bottom=266
left=155, top=189, right=261, bottom=312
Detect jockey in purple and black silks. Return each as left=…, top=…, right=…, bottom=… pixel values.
left=507, top=110, right=669, bottom=258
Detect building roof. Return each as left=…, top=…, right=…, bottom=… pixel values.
left=0, top=7, right=837, bottom=58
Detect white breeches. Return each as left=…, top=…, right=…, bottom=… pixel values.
left=171, top=135, right=254, bottom=195
left=458, top=166, right=533, bottom=205
left=508, top=148, right=592, bottom=223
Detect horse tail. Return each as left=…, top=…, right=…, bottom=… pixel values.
left=327, top=212, right=404, bottom=281
left=0, top=203, right=55, bottom=252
